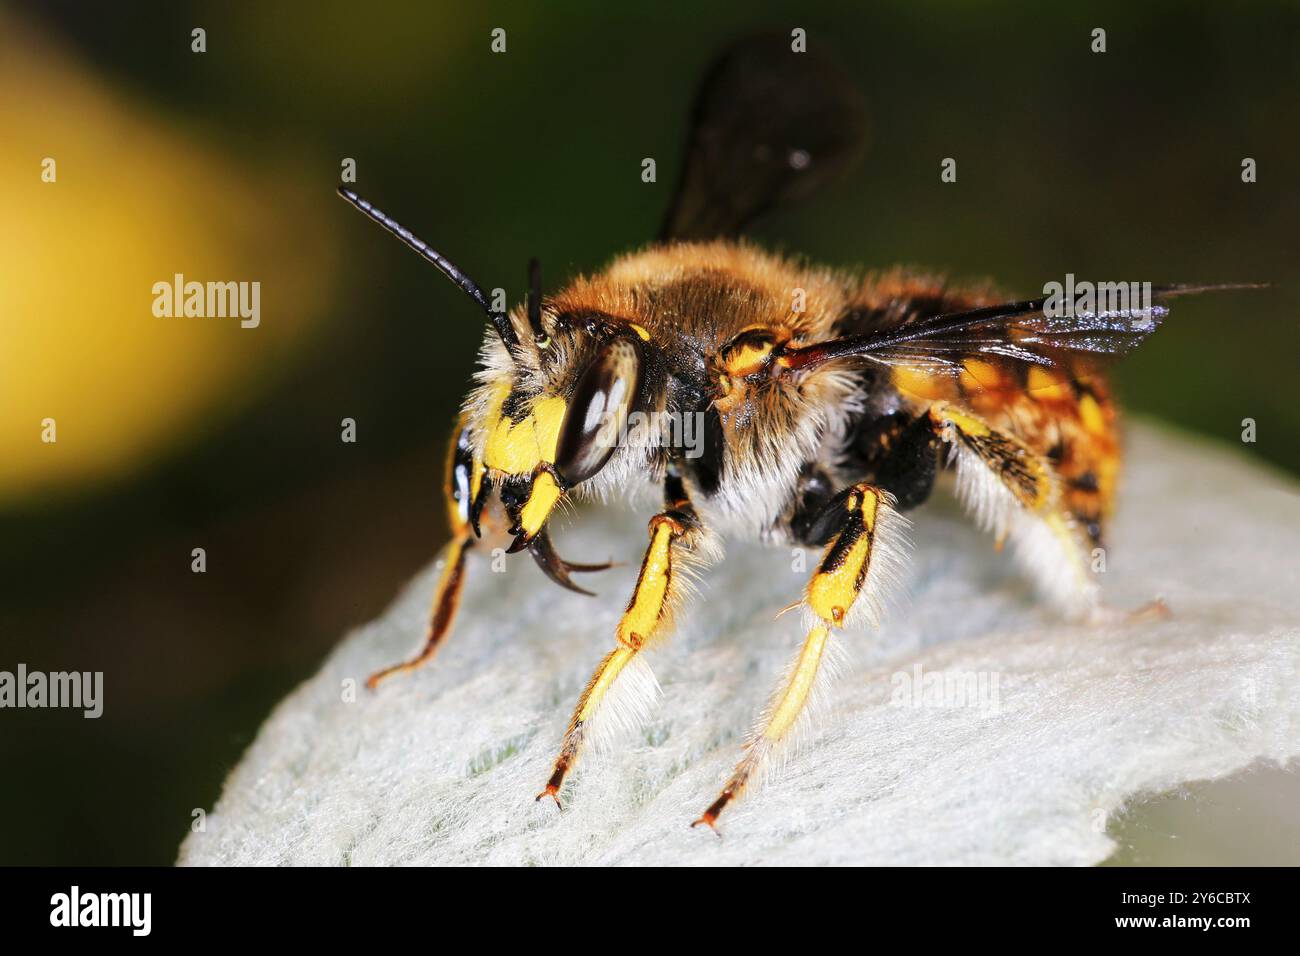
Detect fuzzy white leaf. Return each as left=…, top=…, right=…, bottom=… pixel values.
left=180, top=423, right=1300, bottom=866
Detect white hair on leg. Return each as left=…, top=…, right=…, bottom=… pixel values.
left=702, top=488, right=910, bottom=821
left=947, top=440, right=1098, bottom=616
left=576, top=521, right=722, bottom=756
left=583, top=653, right=663, bottom=755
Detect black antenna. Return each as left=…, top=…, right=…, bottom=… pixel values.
left=336, top=187, right=518, bottom=350
left=526, top=257, right=546, bottom=342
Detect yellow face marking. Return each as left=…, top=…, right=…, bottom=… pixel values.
left=518, top=470, right=561, bottom=538
left=482, top=394, right=568, bottom=475
left=629, top=323, right=651, bottom=341
left=530, top=396, right=566, bottom=460
left=483, top=415, right=535, bottom=474
left=764, top=624, right=829, bottom=741
left=617, top=518, right=676, bottom=648
left=479, top=378, right=513, bottom=468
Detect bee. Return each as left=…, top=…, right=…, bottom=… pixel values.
left=337, top=37, right=1253, bottom=830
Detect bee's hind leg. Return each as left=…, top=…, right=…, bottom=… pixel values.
left=538, top=468, right=718, bottom=807
left=928, top=401, right=1103, bottom=617
left=933, top=400, right=1170, bottom=621
left=694, top=482, right=909, bottom=830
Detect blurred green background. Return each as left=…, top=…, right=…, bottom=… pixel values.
left=1, top=0, right=1296, bottom=865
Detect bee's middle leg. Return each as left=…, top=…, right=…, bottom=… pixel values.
left=538, top=472, right=714, bottom=806
left=695, top=482, right=908, bottom=829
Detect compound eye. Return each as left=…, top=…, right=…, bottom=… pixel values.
left=555, top=337, right=642, bottom=486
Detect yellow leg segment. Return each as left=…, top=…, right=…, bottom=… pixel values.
left=765, top=624, right=831, bottom=741
left=695, top=485, right=895, bottom=830
left=929, top=401, right=1054, bottom=512
left=539, top=511, right=693, bottom=806
left=930, top=401, right=1102, bottom=614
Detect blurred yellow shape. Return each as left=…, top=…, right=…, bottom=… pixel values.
left=0, top=17, right=336, bottom=503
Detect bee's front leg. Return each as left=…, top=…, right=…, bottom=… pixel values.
left=538, top=471, right=715, bottom=806
left=694, top=483, right=909, bottom=830
left=367, top=417, right=481, bottom=689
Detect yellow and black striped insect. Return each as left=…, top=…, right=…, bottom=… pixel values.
left=337, top=38, right=1251, bottom=829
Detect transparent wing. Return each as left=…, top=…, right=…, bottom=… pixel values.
left=783, top=284, right=1263, bottom=394
left=660, top=33, right=868, bottom=241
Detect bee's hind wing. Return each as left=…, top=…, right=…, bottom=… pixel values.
left=659, top=33, right=869, bottom=241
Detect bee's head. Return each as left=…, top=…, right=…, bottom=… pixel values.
left=473, top=269, right=649, bottom=552
left=336, top=187, right=653, bottom=552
